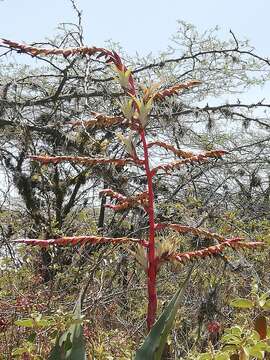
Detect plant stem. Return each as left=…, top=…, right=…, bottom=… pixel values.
left=140, top=128, right=157, bottom=331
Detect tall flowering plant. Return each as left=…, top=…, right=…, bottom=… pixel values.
left=1, top=39, right=263, bottom=331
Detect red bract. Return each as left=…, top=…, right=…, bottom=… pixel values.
left=207, top=321, right=221, bottom=334
left=99, top=189, right=127, bottom=201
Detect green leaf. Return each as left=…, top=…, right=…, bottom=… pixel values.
left=249, top=341, right=270, bottom=353
left=230, top=298, right=254, bottom=309
left=27, top=332, right=36, bottom=343
left=15, top=319, right=35, bottom=328
left=229, top=326, right=243, bottom=336
left=222, top=334, right=241, bottom=345
left=12, top=348, right=29, bottom=356
left=47, top=340, right=66, bottom=360
left=37, top=318, right=52, bottom=327
left=258, top=292, right=270, bottom=307
left=262, top=299, right=270, bottom=310
left=247, top=347, right=265, bottom=360
left=48, top=295, right=86, bottom=360
left=15, top=315, right=52, bottom=329
left=216, top=353, right=230, bottom=360
left=134, top=269, right=192, bottom=360
left=197, top=354, right=212, bottom=360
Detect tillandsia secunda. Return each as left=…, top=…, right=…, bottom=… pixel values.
left=2, top=38, right=264, bottom=331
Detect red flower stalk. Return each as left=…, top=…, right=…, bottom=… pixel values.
left=138, top=128, right=157, bottom=330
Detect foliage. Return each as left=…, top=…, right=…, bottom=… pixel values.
left=48, top=296, right=86, bottom=360
left=197, top=285, right=270, bottom=360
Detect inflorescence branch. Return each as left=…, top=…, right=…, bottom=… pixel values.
left=155, top=223, right=235, bottom=243
left=151, top=81, right=202, bottom=101
left=147, top=141, right=194, bottom=159
left=70, top=112, right=129, bottom=129
left=14, top=235, right=147, bottom=247
left=30, top=155, right=144, bottom=167
left=164, top=240, right=264, bottom=264
left=100, top=188, right=149, bottom=211
left=0, top=39, right=136, bottom=96
left=152, top=150, right=228, bottom=174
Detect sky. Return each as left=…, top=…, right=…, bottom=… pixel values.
left=0, top=0, right=269, bottom=103
left=0, top=0, right=270, bottom=58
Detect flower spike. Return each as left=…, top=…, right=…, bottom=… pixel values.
left=155, top=223, right=233, bottom=243
left=100, top=189, right=149, bottom=211
left=152, top=80, right=202, bottom=101
left=165, top=240, right=264, bottom=264
left=0, top=39, right=107, bottom=58
left=147, top=141, right=194, bottom=159
left=152, top=150, right=228, bottom=174
left=69, top=113, right=129, bottom=129
left=14, top=235, right=147, bottom=247
left=30, top=155, right=144, bottom=167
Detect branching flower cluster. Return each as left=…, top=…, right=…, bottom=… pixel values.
left=2, top=38, right=263, bottom=331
